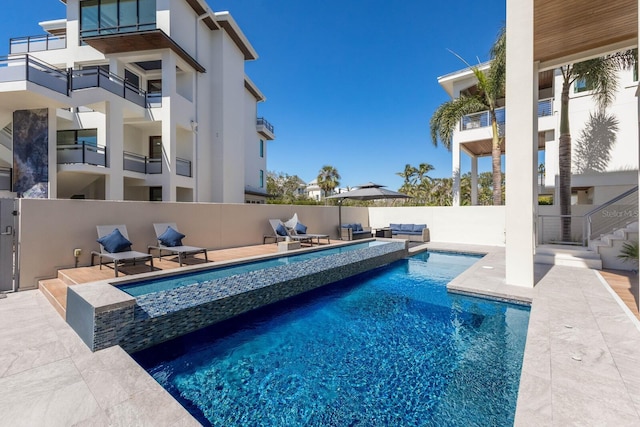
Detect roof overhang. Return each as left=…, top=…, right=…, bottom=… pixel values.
left=215, top=12, right=258, bottom=60
left=39, top=19, right=66, bottom=36
left=82, top=29, right=206, bottom=73
left=461, top=132, right=547, bottom=157
left=534, top=0, right=638, bottom=70
left=244, top=76, right=265, bottom=102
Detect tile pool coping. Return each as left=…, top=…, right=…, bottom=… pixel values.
left=66, top=240, right=409, bottom=352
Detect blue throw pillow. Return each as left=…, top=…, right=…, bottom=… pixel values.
left=390, top=223, right=401, bottom=231
left=97, top=228, right=132, bottom=253
left=158, top=226, right=185, bottom=247
left=276, top=223, right=288, bottom=236
left=400, top=223, right=414, bottom=232
left=354, top=223, right=363, bottom=232
left=413, top=224, right=426, bottom=232
left=294, top=222, right=307, bottom=234
left=341, top=224, right=353, bottom=230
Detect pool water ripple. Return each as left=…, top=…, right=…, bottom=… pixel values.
left=134, top=252, right=530, bottom=426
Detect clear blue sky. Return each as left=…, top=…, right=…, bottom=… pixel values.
left=0, top=0, right=506, bottom=191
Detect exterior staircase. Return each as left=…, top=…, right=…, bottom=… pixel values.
left=589, top=221, right=638, bottom=271
left=535, top=244, right=603, bottom=269
left=38, top=268, right=82, bottom=319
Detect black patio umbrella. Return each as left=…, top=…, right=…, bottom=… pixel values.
left=326, top=182, right=411, bottom=231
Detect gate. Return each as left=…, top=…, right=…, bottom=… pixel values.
left=0, top=198, right=16, bottom=293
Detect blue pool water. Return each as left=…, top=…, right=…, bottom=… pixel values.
left=133, top=252, right=530, bottom=426
left=120, top=241, right=387, bottom=297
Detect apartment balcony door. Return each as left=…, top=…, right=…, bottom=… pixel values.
left=0, top=198, right=17, bottom=292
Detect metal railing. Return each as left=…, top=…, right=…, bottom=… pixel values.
left=0, top=167, right=11, bottom=191
left=10, top=34, right=66, bottom=54
left=57, top=143, right=107, bottom=167
left=71, top=67, right=147, bottom=108
left=176, top=157, right=192, bottom=177
left=80, top=22, right=156, bottom=39
left=0, top=55, right=68, bottom=95
left=460, top=98, right=553, bottom=131
left=257, top=117, right=275, bottom=134
left=586, top=186, right=638, bottom=241
left=123, top=152, right=162, bottom=174
left=538, top=186, right=638, bottom=246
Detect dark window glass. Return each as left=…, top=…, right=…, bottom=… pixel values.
left=57, top=129, right=98, bottom=146
left=149, top=136, right=162, bottom=159
left=147, top=79, right=162, bottom=94
left=139, top=0, right=156, bottom=25
left=259, top=140, right=264, bottom=157
left=125, top=69, right=139, bottom=88
left=150, top=186, right=162, bottom=201
left=100, top=0, right=118, bottom=32
left=259, top=170, right=264, bottom=188
left=574, top=78, right=593, bottom=93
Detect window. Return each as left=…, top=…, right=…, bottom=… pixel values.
left=124, top=69, right=139, bottom=88
left=259, top=139, right=264, bottom=158
left=574, top=78, right=593, bottom=93
left=259, top=170, right=264, bottom=188
left=80, top=0, right=156, bottom=38
left=149, top=136, right=162, bottom=159
left=149, top=186, right=162, bottom=201
left=57, top=129, right=98, bottom=146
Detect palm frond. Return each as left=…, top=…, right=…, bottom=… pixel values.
left=430, top=96, right=487, bottom=149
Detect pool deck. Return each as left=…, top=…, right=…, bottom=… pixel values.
left=1, top=242, right=639, bottom=425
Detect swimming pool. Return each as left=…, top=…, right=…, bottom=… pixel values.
left=133, top=251, right=530, bottom=426
left=120, top=240, right=388, bottom=297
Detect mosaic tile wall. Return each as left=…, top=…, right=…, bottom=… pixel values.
left=89, top=242, right=407, bottom=352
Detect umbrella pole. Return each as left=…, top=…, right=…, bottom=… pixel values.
left=338, top=200, right=343, bottom=240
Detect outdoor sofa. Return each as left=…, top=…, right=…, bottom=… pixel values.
left=389, top=223, right=430, bottom=242
left=340, top=223, right=373, bottom=240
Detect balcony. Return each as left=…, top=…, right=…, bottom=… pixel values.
left=10, top=34, right=66, bottom=54
left=123, top=152, right=161, bottom=174
left=176, top=157, right=192, bottom=177
left=0, top=55, right=68, bottom=95
left=0, top=167, right=11, bottom=191
left=257, top=117, right=275, bottom=140
left=460, top=98, right=553, bottom=131
left=71, top=68, right=147, bottom=108
left=57, top=143, right=107, bottom=167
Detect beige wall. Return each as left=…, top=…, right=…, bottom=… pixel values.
left=368, top=206, right=506, bottom=246
left=17, top=199, right=370, bottom=290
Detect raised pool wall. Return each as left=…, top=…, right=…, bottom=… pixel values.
left=17, top=199, right=508, bottom=290
left=67, top=241, right=408, bottom=352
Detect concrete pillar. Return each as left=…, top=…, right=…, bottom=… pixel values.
left=471, top=155, right=478, bottom=205
left=452, top=143, right=461, bottom=206
left=105, top=102, right=124, bottom=200
left=161, top=50, right=176, bottom=202
left=47, top=108, right=57, bottom=198
left=505, top=0, right=538, bottom=287
left=637, top=0, right=639, bottom=312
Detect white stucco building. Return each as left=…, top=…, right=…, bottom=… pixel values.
left=0, top=0, right=275, bottom=203
left=438, top=60, right=638, bottom=207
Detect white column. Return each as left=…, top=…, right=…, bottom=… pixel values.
left=452, top=143, right=461, bottom=206
left=105, top=102, right=123, bottom=200
left=471, top=155, right=478, bottom=205
left=636, top=0, right=639, bottom=312
left=161, top=50, right=177, bottom=202
left=505, top=0, right=538, bottom=287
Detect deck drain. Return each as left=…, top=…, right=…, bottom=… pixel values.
left=564, top=324, right=573, bottom=329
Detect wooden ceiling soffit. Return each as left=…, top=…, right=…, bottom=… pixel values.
left=83, top=30, right=206, bottom=73
left=534, top=0, right=637, bottom=64
left=461, top=132, right=546, bottom=156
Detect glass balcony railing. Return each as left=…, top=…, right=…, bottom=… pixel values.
left=460, top=98, right=553, bottom=131
left=0, top=167, right=11, bottom=191
left=71, top=68, right=147, bottom=108
left=176, top=157, right=192, bottom=177
left=123, top=152, right=162, bottom=174
left=57, top=143, right=107, bottom=167
left=10, top=34, right=66, bottom=54
left=0, top=55, right=68, bottom=95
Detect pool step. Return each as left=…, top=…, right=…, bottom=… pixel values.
left=39, top=278, right=68, bottom=319
left=535, top=245, right=602, bottom=269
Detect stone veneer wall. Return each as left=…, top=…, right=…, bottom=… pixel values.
left=76, top=242, right=407, bottom=352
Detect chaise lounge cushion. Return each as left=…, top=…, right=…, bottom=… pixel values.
left=97, top=228, right=132, bottom=253
left=158, top=226, right=185, bottom=247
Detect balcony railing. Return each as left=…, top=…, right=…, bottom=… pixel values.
left=0, top=55, right=68, bottom=95
left=57, top=143, right=107, bottom=167
left=123, top=152, right=162, bottom=174
left=10, top=34, right=67, bottom=54
left=257, top=117, right=274, bottom=134
left=71, top=68, right=147, bottom=108
left=0, top=167, right=11, bottom=191
left=460, top=98, right=554, bottom=131
left=176, top=157, right=192, bottom=177
left=80, top=22, right=156, bottom=39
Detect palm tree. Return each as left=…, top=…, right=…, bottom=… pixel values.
left=430, top=27, right=506, bottom=205
left=557, top=50, right=635, bottom=241
left=396, top=164, right=418, bottom=195
left=316, top=165, right=341, bottom=202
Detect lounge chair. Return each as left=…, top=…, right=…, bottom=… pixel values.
left=91, top=225, right=154, bottom=276
left=147, top=223, right=209, bottom=266
left=265, top=219, right=313, bottom=245
left=284, top=213, right=330, bottom=245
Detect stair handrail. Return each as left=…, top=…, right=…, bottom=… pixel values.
left=586, top=185, right=638, bottom=241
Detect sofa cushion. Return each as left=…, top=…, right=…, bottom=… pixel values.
left=354, top=223, right=363, bottom=232
left=390, top=223, right=401, bottom=232
left=294, top=222, right=307, bottom=235
left=158, top=226, right=185, bottom=247
left=98, top=228, right=132, bottom=253
left=275, top=223, right=288, bottom=236
left=413, top=224, right=426, bottom=232
left=400, top=223, right=414, bottom=232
